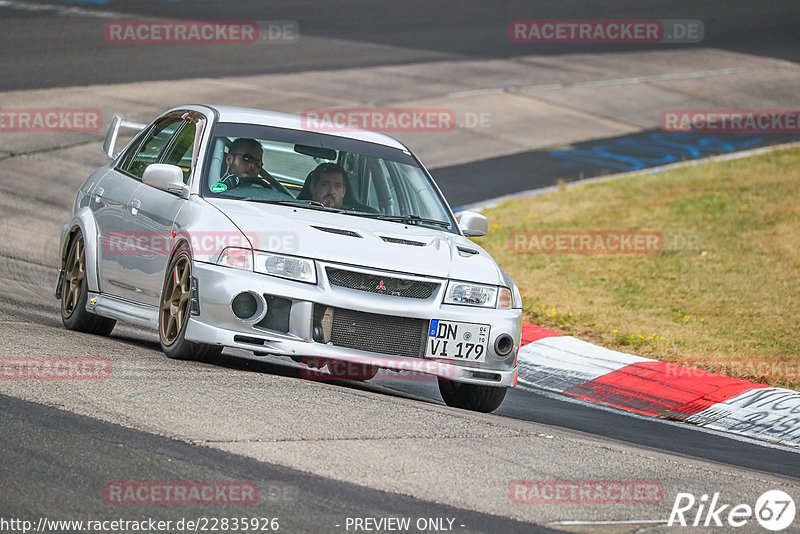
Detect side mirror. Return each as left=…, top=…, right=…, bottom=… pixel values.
left=142, top=164, right=188, bottom=197
left=102, top=115, right=147, bottom=159
left=457, top=211, right=488, bottom=237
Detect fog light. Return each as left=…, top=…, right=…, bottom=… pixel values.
left=312, top=307, right=333, bottom=343
left=494, top=334, right=515, bottom=358
left=231, top=291, right=266, bottom=322
left=312, top=324, right=324, bottom=342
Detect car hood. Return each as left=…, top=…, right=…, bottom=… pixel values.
left=205, top=199, right=504, bottom=285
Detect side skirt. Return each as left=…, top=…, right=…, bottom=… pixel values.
left=87, top=292, right=159, bottom=329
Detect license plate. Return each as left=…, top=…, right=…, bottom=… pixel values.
left=426, top=320, right=489, bottom=362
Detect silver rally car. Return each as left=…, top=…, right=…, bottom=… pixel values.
left=55, top=105, right=522, bottom=412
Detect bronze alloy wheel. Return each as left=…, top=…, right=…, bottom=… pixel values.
left=60, top=231, right=115, bottom=336
left=158, top=249, right=221, bottom=362
left=61, top=233, right=86, bottom=317
left=160, top=254, right=191, bottom=346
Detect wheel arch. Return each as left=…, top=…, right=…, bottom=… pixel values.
left=158, top=236, right=193, bottom=309
left=59, top=209, right=101, bottom=293
left=168, top=236, right=193, bottom=262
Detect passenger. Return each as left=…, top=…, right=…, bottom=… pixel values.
left=299, top=163, right=378, bottom=213
left=307, top=162, right=348, bottom=209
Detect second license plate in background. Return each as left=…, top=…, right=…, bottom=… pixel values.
left=426, top=320, right=489, bottom=362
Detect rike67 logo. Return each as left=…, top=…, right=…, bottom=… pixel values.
left=668, top=490, right=796, bottom=531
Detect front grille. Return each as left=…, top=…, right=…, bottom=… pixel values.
left=326, top=267, right=438, bottom=299
left=314, top=306, right=428, bottom=358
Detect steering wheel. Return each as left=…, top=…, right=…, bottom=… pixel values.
left=240, top=171, right=294, bottom=197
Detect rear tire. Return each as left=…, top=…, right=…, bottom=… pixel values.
left=159, top=248, right=222, bottom=363
left=437, top=378, right=507, bottom=413
left=60, top=232, right=116, bottom=336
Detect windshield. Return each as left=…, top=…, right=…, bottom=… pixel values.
left=201, top=123, right=455, bottom=231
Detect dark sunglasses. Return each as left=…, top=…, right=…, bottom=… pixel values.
left=230, top=153, right=262, bottom=166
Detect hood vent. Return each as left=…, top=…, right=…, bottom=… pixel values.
left=312, top=226, right=362, bottom=238
left=380, top=236, right=425, bottom=247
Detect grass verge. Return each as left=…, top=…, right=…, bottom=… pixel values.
left=479, top=147, right=800, bottom=390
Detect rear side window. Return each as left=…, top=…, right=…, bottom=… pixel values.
left=122, top=117, right=183, bottom=179
left=162, top=122, right=196, bottom=183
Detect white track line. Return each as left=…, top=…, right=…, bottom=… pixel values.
left=0, top=0, right=135, bottom=18
left=549, top=519, right=669, bottom=525
left=446, top=67, right=750, bottom=98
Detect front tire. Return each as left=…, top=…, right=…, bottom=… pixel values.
left=438, top=378, right=507, bottom=413
left=60, top=232, right=116, bottom=336
left=159, top=248, right=222, bottom=363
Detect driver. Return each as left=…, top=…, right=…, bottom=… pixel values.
left=217, top=138, right=263, bottom=189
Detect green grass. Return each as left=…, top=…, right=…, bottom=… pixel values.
left=478, top=147, right=800, bottom=389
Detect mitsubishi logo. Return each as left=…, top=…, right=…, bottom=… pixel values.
left=376, top=280, right=387, bottom=291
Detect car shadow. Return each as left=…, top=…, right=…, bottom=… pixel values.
left=214, top=349, right=441, bottom=406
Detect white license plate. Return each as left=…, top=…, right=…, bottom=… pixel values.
left=426, top=320, right=490, bottom=362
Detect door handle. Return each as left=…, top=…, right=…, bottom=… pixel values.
left=129, top=198, right=141, bottom=215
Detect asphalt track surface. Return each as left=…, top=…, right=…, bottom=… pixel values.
left=1, top=2, right=800, bottom=532
left=0, top=394, right=557, bottom=533
left=215, top=354, right=800, bottom=480
left=1, top=0, right=799, bottom=90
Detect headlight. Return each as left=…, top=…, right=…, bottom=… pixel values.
left=254, top=251, right=316, bottom=284
left=444, top=281, right=498, bottom=308
left=217, top=247, right=253, bottom=270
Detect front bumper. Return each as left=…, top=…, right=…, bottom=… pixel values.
left=185, top=260, right=521, bottom=387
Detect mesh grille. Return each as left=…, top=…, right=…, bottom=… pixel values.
left=231, top=293, right=258, bottom=319
left=314, top=306, right=428, bottom=358
left=326, top=267, right=437, bottom=299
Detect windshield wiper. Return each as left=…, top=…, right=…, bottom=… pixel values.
left=240, top=199, right=341, bottom=212
left=373, top=214, right=451, bottom=228
left=237, top=199, right=449, bottom=228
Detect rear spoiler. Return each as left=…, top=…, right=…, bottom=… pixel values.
left=102, top=114, right=147, bottom=159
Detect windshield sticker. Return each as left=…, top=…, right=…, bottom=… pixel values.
left=210, top=182, right=228, bottom=193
